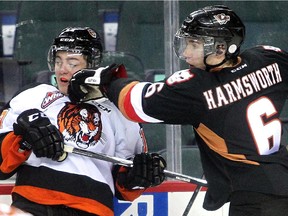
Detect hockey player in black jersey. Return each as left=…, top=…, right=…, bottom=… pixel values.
left=0, top=27, right=166, bottom=216
left=68, top=5, right=288, bottom=216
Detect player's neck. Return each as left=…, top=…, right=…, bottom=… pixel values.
left=210, top=57, right=241, bottom=72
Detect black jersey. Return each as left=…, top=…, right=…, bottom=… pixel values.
left=108, top=45, right=288, bottom=210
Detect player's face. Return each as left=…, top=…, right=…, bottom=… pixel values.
left=54, top=51, right=87, bottom=95
left=182, top=38, right=206, bottom=69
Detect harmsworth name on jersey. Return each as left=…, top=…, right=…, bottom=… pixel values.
left=203, top=62, right=282, bottom=110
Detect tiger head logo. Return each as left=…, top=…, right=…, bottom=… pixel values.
left=58, top=103, right=102, bottom=149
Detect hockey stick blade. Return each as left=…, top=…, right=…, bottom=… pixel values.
left=63, top=145, right=208, bottom=187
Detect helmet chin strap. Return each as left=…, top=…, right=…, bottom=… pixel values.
left=203, top=55, right=228, bottom=71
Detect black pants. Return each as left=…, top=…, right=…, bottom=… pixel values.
left=229, top=191, right=288, bottom=216
left=12, top=194, right=98, bottom=216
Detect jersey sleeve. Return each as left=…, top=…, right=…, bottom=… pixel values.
left=0, top=107, right=31, bottom=178
left=108, top=69, right=204, bottom=125
left=113, top=165, right=145, bottom=201
left=106, top=101, right=148, bottom=201
left=0, top=85, right=45, bottom=178
left=0, top=131, right=31, bottom=177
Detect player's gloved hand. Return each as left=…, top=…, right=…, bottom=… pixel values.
left=121, top=153, right=166, bottom=189
left=13, top=109, right=64, bottom=161
left=68, top=63, right=127, bottom=103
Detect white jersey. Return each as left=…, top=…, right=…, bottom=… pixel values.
left=0, top=83, right=144, bottom=216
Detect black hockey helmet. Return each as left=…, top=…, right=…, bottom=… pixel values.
left=174, top=5, right=245, bottom=61
left=48, top=27, right=103, bottom=71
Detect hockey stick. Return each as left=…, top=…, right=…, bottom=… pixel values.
left=63, top=145, right=208, bottom=187
left=182, top=174, right=205, bottom=216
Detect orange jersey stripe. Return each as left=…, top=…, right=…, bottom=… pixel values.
left=118, top=81, right=145, bottom=122
left=195, top=123, right=259, bottom=165
left=13, top=185, right=114, bottom=216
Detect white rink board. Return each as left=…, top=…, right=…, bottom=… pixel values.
left=0, top=181, right=229, bottom=216
left=0, top=195, right=12, bottom=205
left=114, top=191, right=229, bottom=216
left=168, top=192, right=229, bottom=216
left=114, top=181, right=230, bottom=216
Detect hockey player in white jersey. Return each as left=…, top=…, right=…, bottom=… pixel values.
left=0, top=27, right=166, bottom=216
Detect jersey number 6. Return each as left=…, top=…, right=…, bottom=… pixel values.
left=247, top=96, right=281, bottom=155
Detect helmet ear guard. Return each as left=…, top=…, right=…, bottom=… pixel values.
left=214, top=40, right=227, bottom=56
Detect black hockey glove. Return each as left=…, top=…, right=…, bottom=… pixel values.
left=120, top=153, right=166, bottom=189
left=68, top=63, right=126, bottom=103
left=13, top=109, right=64, bottom=161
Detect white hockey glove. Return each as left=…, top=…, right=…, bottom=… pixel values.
left=68, top=63, right=126, bottom=103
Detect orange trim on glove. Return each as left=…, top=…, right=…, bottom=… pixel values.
left=0, top=132, right=31, bottom=173
left=115, top=166, right=145, bottom=201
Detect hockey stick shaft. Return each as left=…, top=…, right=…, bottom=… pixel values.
left=182, top=174, right=205, bottom=216
left=63, top=145, right=208, bottom=187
